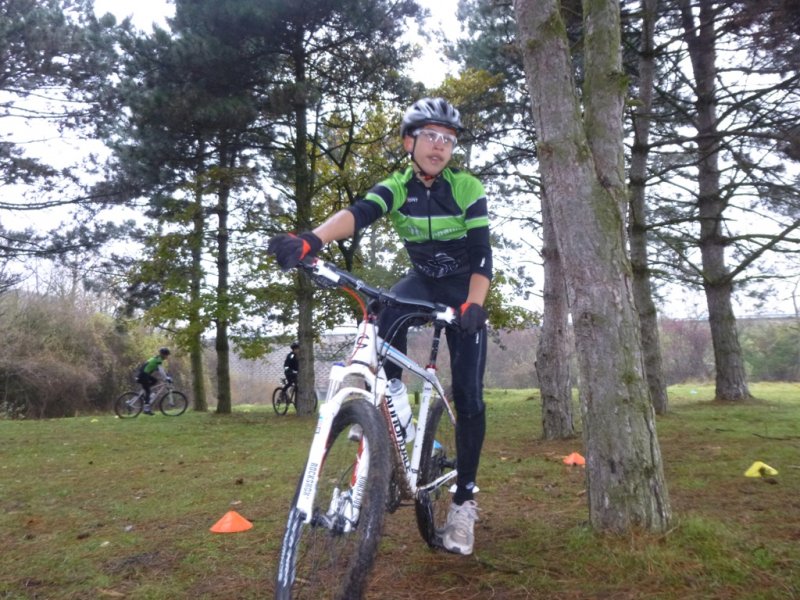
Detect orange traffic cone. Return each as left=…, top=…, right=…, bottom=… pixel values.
left=210, top=510, right=253, bottom=533
left=563, top=452, right=586, bottom=466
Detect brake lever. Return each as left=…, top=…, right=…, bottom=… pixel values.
left=299, top=257, right=342, bottom=290
left=435, top=306, right=458, bottom=326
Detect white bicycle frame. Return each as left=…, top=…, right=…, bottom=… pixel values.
left=133, top=381, right=171, bottom=402
left=294, top=263, right=458, bottom=526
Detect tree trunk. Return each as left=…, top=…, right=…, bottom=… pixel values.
left=678, top=0, right=751, bottom=402
left=514, top=0, right=671, bottom=532
left=706, top=279, right=750, bottom=399
left=628, top=0, right=668, bottom=415
left=292, top=29, right=317, bottom=415
left=189, top=180, right=208, bottom=412
left=214, top=160, right=232, bottom=414
left=536, top=192, right=575, bottom=439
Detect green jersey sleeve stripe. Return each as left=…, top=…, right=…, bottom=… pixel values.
left=465, top=216, right=490, bottom=230
left=364, top=189, right=389, bottom=213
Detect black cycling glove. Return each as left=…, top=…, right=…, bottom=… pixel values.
left=459, top=302, right=487, bottom=335
left=267, top=232, right=323, bottom=270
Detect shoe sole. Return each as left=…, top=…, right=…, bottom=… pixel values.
left=442, top=532, right=473, bottom=555
left=443, top=542, right=473, bottom=555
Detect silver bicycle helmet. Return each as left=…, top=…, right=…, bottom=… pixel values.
left=400, top=97, right=464, bottom=137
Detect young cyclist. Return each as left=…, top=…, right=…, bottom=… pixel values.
left=267, top=97, right=491, bottom=555
left=136, top=347, right=172, bottom=415
left=283, top=341, right=299, bottom=387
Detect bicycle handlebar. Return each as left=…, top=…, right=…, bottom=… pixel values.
left=299, top=258, right=458, bottom=326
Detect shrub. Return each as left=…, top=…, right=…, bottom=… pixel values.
left=0, top=291, right=177, bottom=419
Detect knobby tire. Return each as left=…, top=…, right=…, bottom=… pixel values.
left=114, top=391, right=143, bottom=418
left=158, top=390, right=188, bottom=416
left=414, top=395, right=458, bottom=547
left=273, top=386, right=291, bottom=415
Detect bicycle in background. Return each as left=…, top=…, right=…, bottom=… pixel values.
left=272, top=378, right=297, bottom=415
left=274, top=258, right=460, bottom=599
left=114, top=381, right=188, bottom=418
left=272, top=378, right=318, bottom=415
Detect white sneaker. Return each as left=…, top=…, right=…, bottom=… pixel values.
left=442, top=500, right=479, bottom=555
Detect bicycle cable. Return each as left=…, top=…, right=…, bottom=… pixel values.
left=377, top=311, right=438, bottom=374
left=336, top=280, right=446, bottom=376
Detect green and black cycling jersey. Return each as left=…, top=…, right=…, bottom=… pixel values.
left=348, top=166, right=493, bottom=280
left=140, top=355, right=165, bottom=376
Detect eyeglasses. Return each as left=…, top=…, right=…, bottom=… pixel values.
left=413, top=128, right=458, bottom=147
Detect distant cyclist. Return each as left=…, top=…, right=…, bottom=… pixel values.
left=283, top=341, right=299, bottom=387
left=136, top=347, right=172, bottom=415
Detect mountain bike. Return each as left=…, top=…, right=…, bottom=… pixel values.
left=275, top=258, right=460, bottom=600
left=114, top=381, right=189, bottom=418
left=272, top=379, right=297, bottom=415
left=273, top=378, right=318, bottom=415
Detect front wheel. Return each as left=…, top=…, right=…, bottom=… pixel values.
left=115, top=391, right=143, bottom=418
left=414, top=395, right=458, bottom=547
left=275, top=398, right=391, bottom=600
left=158, top=389, right=188, bottom=416
left=273, top=386, right=290, bottom=415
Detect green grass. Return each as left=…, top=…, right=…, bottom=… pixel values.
left=2, top=383, right=800, bottom=599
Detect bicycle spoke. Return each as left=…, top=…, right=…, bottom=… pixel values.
left=159, top=390, right=188, bottom=416
left=114, top=392, right=143, bottom=419
left=273, top=385, right=290, bottom=415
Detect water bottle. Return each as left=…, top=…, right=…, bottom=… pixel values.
left=387, top=378, right=415, bottom=442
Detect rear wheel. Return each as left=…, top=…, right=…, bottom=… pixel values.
left=158, top=390, right=188, bottom=416
left=414, top=395, right=458, bottom=547
left=273, top=386, right=290, bottom=415
left=275, top=398, right=391, bottom=600
left=289, top=385, right=318, bottom=413
left=114, top=391, right=143, bottom=419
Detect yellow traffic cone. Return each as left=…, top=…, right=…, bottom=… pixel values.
left=744, top=461, right=778, bottom=477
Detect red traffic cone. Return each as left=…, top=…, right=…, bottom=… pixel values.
left=210, top=510, right=253, bottom=533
